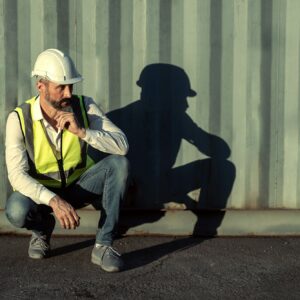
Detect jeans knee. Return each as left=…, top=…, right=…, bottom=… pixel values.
left=109, top=155, right=130, bottom=179
left=5, top=196, right=32, bottom=228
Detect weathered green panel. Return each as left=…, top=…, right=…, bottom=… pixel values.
left=0, top=0, right=6, bottom=209
left=1, top=0, right=300, bottom=222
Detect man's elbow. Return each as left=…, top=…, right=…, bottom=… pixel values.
left=118, top=136, right=129, bottom=155
left=119, top=145, right=129, bottom=156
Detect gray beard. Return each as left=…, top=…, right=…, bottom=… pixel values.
left=45, top=92, right=70, bottom=110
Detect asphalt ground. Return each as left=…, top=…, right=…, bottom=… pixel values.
left=0, top=235, right=299, bottom=300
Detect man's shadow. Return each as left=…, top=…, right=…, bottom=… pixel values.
left=106, top=64, right=236, bottom=269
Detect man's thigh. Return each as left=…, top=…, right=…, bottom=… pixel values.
left=61, top=155, right=128, bottom=209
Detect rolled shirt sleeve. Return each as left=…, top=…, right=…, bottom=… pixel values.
left=6, top=112, right=56, bottom=205
left=82, top=97, right=129, bottom=155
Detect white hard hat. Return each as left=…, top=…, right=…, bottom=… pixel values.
left=31, top=49, right=83, bottom=85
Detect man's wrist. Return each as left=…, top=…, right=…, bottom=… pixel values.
left=77, top=128, right=86, bottom=139
left=49, top=195, right=60, bottom=209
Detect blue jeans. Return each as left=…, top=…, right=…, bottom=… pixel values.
left=5, top=155, right=129, bottom=246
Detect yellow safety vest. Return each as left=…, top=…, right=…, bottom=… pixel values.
left=15, top=95, right=94, bottom=188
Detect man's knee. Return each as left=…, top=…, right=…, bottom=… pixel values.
left=107, top=155, right=130, bottom=179
left=5, top=194, right=33, bottom=228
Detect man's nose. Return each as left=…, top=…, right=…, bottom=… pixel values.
left=63, top=85, right=72, bottom=98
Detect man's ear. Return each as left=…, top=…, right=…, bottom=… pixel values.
left=36, top=80, right=45, bottom=93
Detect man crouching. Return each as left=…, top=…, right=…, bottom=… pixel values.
left=5, top=49, right=129, bottom=272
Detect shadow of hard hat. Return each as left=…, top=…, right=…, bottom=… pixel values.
left=136, top=63, right=197, bottom=97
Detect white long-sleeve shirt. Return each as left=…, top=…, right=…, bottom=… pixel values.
left=6, top=96, right=129, bottom=206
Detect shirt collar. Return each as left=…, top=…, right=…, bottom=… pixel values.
left=32, top=96, right=44, bottom=121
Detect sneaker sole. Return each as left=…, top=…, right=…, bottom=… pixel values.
left=28, top=252, right=46, bottom=259
left=28, top=249, right=50, bottom=259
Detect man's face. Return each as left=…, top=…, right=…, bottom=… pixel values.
left=40, top=81, right=73, bottom=110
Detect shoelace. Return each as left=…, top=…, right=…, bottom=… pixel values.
left=31, top=235, right=49, bottom=251
left=95, top=245, right=121, bottom=257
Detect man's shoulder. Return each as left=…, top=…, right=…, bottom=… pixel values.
left=80, top=95, right=94, bottom=103
left=15, top=96, right=37, bottom=109
left=6, top=110, right=20, bottom=126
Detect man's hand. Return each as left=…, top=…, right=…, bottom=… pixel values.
left=54, top=111, right=86, bottom=138
left=49, top=195, right=80, bottom=229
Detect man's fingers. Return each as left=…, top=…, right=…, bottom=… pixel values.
left=67, top=214, right=77, bottom=229
left=54, top=112, right=82, bottom=135
left=63, top=215, right=75, bottom=230
left=50, top=196, right=79, bottom=229
left=55, top=113, right=73, bottom=123
left=58, top=119, right=68, bottom=130
left=57, top=212, right=74, bottom=229
left=59, top=217, right=66, bottom=229
left=54, top=111, right=72, bottom=120
left=63, top=217, right=71, bottom=229
left=57, top=116, right=69, bottom=130
left=70, top=210, right=80, bottom=226
left=63, top=209, right=79, bottom=229
left=57, top=115, right=77, bottom=131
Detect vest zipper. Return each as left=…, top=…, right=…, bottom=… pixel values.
left=57, top=159, right=66, bottom=188
left=40, top=120, right=66, bottom=187
left=59, top=131, right=66, bottom=188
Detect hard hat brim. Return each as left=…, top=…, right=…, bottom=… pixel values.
left=51, top=76, right=83, bottom=85
left=32, top=72, right=83, bottom=85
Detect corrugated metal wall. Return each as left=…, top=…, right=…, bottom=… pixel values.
left=1, top=0, right=300, bottom=212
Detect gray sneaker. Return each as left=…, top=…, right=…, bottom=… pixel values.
left=91, top=244, right=124, bottom=272
left=28, top=232, right=50, bottom=259
left=28, top=213, right=55, bottom=259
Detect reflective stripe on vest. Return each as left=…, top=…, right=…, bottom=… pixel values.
left=15, top=95, right=94, bottom=188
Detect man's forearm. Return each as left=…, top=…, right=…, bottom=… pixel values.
left=83, top=97, right=129, bottom=155
left=82, top=129, right=129, bottom=155
left=8, top=170, right=56, bottom=205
